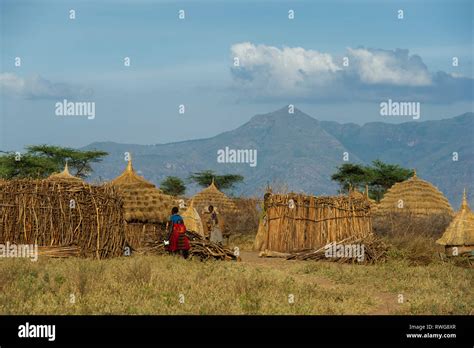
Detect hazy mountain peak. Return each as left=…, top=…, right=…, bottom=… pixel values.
left=245, top=106, right=319, bottom=129
left=83, top=110, right=473, bottom=206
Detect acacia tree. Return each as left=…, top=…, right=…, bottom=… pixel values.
left=331, top=160, right=413, bottom=202
left=160, top=176, right=186, bottom=196
left=188, top=170, right=244, bottom=191
left=366, top=160, right=413, bottom=202
left=0, top=145, right=108, bottom=179
left=330, top=163, right=368, bottom=193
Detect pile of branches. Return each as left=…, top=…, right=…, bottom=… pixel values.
left=38, top=246, right=81, bottom=258
left=286, top=234, right=387, bottom=264
left=139, top=231, right=239, bottom=261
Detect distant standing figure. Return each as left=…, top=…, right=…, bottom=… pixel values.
left=165, top=207, right=190, bottom=259
left=207, top=205, right=223, bottom=244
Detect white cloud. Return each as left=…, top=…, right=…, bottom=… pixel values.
left=347, top=47, right=432, bottom=86
left=0, top=73, right=25, bottom=94
left=231, top=42, right=340, bottom=97
left=0, top=73, right=92, bottom=99
left=230, top=43, right=471, bottom=102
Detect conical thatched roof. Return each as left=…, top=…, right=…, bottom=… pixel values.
left=181, top=202, right=204, bottom=236
left=190, top=179, right=238, bottom=214
left=108, top=159, right=176, bottom=223
left=109, top=160, right=158, bottom=189
left=47, top=163, right=82, bottom=183
left=437, top=190, right=474, bottom=246
left=375, top=172, right=454, bottom=217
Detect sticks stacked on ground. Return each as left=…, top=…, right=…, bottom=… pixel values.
left=285, top=234, right=387, bottom=264
left=139, top=231, right=239, bottom=261
left=37, top=246, right=81, bottom=258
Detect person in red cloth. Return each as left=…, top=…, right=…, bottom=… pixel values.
left=164, top=206, right=190, bottom=259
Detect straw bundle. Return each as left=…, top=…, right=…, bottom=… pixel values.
left=0, top=179, right=126, bottom=259
left=437, top=190, right=474, bottom=255
left=181, top=203, right=205, bottom=237
left=190, top=179, right=238, bottom=215
left=257, top=192, right=372, bottom=253
left=375, top=172, right=453, bottom=218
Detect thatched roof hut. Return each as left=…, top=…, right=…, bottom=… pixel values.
left=375, top=171, right=453, bottom=218
left=190, top=179, right=238, bottom=215
left=47, top=162, right=82, bottom=183
left=109, top=159, right=176, bottom=224
left=436, top=190, right=474, bottom=255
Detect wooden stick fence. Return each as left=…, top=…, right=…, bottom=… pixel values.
left=0, top=179, right=126, bottom=259
left=258, top=193, right=372, bottom=253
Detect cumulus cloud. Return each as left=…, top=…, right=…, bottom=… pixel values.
left=230, top=43, right=472, bottom=102
left=347, top=48, right=431, bottom=86
left=231, top=42, right=340, bottom=94
left=0, top=73, right=92, bottom=100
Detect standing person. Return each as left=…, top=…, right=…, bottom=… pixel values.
left=207, top=205, right=223, bottom=244
left=164, top=207, right=190, bottom=259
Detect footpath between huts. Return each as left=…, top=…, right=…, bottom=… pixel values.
left=239, top=251, right=399, bottom=315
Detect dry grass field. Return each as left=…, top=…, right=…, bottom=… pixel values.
left=0, top=234, right=472, bottom=315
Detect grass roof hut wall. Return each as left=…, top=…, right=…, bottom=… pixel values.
left=108, top=159, right=177, bottom=249
left=436, top=190, right=474, bottom=256
left=255, top=192, right=372, bottom=253
left=0, top=179, right=125, bottom=259
left=373, top=172, right=454, bottom=236
left=190, top=179, right=238, bottom=215
left=190, top=180, right=239, bottom=236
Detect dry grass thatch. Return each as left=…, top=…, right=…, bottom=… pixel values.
left=255, top=192, right=372, bottom=253
left=437, top=190, right=474, bottom=248
left=190, top=179, right=238, bottom=215
left=181, top=203, right=205, bottom=236
left=47, top=162, right=83, bottom=183
left=375, top=172, right=454, bottom=218
left=108, top=159, right=176, bottom=224
left=0, top=179, right=126, bottom=259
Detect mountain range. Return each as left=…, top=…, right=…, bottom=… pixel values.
left=83, top=107, right=474, bottom=207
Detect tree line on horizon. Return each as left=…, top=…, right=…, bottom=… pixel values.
left=0, top=144, right=411, bottom=200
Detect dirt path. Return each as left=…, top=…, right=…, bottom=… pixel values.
left=239, top=250, right=398, bottom=314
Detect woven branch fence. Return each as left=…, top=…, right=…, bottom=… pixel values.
left=256, top=193, right=372, bottom=253
left=125, top=222, right=166, bottom=250
left=0, top=179, right=126, bottom=259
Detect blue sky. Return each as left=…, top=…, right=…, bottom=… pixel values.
left=1, top=0, right=473, bottom=150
